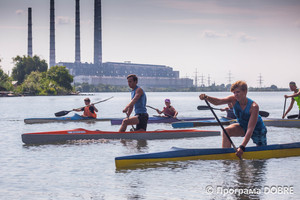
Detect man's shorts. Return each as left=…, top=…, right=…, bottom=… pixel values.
left=135, top=113, right=149, bottom=131
left=251, top=126, right=267, bottom=146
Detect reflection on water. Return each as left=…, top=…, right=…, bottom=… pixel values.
left=120, top=139, right=149, bottom=152
left=219, top=160, right=267, bottom=200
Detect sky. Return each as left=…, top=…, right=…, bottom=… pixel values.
left=0, top=0, right=300, bottom=88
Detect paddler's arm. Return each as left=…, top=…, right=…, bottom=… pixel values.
left=122, top=87, right=143, bottom=115
left=156, top=108, right=163, bottom=114
left=170, top=106, right=178, bottom=118
left=236, top=103, right=259, bottom=157
left=199, top=94, right=235, bottom=106
left=91, top=104, right=98, bottom=112
left=285, top=90, right=300, bottom=98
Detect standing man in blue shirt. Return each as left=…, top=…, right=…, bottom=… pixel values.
left=119, top=74, right=149, bottom=132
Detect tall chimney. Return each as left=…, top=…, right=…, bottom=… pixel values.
left=49, top=0, right=56, bottom=67
left=94, top=0, right=102, bottom=65
left=27, top=7, right=33, bottom=57
left=75, top=0, right=81, bottom=63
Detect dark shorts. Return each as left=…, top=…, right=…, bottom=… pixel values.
left=240, top=125, right=267, bottom=146
left=135, top=113, right=149, bottom=131
left=251, top=127, right=267, bottom=146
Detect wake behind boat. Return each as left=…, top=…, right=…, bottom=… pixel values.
left=24, top=113, right=116, bottom=124
left=110, top=116, right=214, bottom=125
left=115, top=142, right=300, bottom=169
left=21, top=128, right=220, bottom=145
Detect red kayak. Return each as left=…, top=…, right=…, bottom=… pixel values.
left=21, top=128, right=220, bottom=145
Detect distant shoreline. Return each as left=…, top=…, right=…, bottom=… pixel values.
left=1, top=87, right=289, bottom=97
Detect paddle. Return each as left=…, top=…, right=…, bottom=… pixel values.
left=197, top=105, right=270, bottom=118
left=54, top=96, right=114, bottom=117
left=204, top=99, right=242, bottom=160
left=287, top=114, right=299, bottom=119
left=126, top=113, right=136, bottom=131
left=146, top=105, right=175, bottom=118
left=283, top=98, right=287, bottom=118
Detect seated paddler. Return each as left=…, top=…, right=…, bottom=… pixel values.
left=155, top=98, right=178, bottom=118
left=73, top=98, right=98, bottom=118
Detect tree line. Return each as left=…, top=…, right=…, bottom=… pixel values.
left=1, top=55, right=287, bottom=95
left=0, top=56, right=74, bottom=95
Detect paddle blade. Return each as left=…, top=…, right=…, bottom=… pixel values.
left=197, top=106, right=210, bottom=110
left=55, top=110, right=71, bottom=117
left=259, top=111, right=269, bottom=118
left=287, top=114, right=299, bottom=119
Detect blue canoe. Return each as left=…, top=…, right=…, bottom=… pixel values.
left=111, top=116, right=214, bottom=125
left=115, top=142, right=300, bottom=169
left=24, top=113, right=116, bottom=124
left=262, top=118, right=300, bottom=128
left=172, top=117, right=236, bottom=128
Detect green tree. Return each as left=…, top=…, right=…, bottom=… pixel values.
left=47, top=65, right=73, bottom=91
left=18, top=71, right=47, bottom=95
left=0, top=59, right=13, bottom=91
left=11, top=55, right=48, bottom=84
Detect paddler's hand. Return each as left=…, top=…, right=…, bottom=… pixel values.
left=236, top=146, right=244, bottom=158
left=122, top=106, right=129, bottom=113
left=199, top=94, right=207, bottom=100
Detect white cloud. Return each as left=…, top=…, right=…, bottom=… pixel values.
left=237, top=32, right=257, bottom=43
left=57, top=16, right=72, bottom=25
left=15, top=9, right=25, bottom=16
left=201, top=30, right=232, bottom=39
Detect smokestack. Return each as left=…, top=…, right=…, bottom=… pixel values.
left=94, top=0, right=102, bottom=65
left=75, top=0, right=81, bottom=63
left=27, top=7, right=33, bottom=57
left=49, top=0, right=56, bottom=67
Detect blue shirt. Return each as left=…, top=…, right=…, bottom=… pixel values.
left=131, top=86, right=147, bottom=114
left=233, top=98, right=266, bottom=133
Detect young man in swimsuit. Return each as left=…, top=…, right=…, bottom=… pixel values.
left=119, top=74, right=149, bottom=132
left=282, top=81, right=300, bottom=119
left=156, top=98, right=178, bottom=118
left=199, top=80, right=267, bottom=158
left=73, top=98, right=98, bottom=118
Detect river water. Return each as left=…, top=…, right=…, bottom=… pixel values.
left=0, top=92, right=299, bottom=200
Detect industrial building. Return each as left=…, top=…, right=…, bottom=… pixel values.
left=45, top=0, right=194, bottom=88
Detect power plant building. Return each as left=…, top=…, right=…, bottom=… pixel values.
left=50, top=0, right=193, bottom=88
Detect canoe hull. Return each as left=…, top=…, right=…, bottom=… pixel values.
left=263, top=118, right=300, bottom=128
left=172, top=118, right=300, bottom=128
left=24, top=114, right=113, bottom=124
left=21, top=128, right=220, bottom=145
left=111, top=116, right=214, bottom=125
left=172, top=117, right=235, bottom=128
left=115, top=142, right=300, bottom=169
